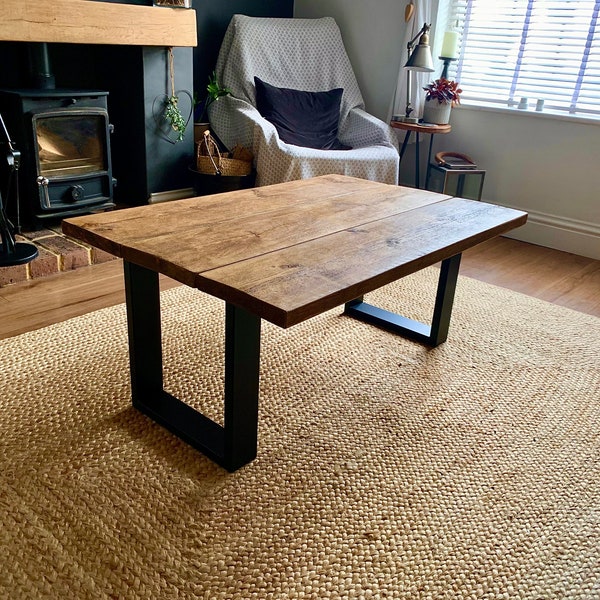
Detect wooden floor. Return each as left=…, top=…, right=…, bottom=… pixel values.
left=1, top=237, right=598, bottom=340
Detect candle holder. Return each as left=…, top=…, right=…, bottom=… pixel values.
left=439, top=56, right=458, bottom=80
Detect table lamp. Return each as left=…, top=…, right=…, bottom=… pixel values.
left=399, top=22, right=435, bottom=123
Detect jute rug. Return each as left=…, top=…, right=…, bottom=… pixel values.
left=1, top=268, right=599, bottom=599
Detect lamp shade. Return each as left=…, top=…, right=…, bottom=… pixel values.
left=405, top=43, right=434, bottom=72
left=404, top=28, right=435, bottom=72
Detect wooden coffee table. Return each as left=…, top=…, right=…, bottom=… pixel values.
left=63, top=174, right=527, bottom=472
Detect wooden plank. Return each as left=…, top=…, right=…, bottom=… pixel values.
left=462, top=237, right=600, bottom=315
left=63, top=175, right=447, bottom=248
left=4, top=237, right=598, bottom=343
left=0, top=0, right=197, bottom=47
left=0, top=260, right=179, bottom=340
left=63, top=175, right=527, bottom=328
left=63, top=175, right=450, bottom=287
left=198, top=198, right=528, bottom=327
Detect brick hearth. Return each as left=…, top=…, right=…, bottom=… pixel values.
left=0, top=223, right=116, bottom=288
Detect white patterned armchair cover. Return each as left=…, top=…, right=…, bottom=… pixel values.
left=209, top=15, right=399, bottom=187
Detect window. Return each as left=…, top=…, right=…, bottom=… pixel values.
left=443, top=0, right=600, bottom=118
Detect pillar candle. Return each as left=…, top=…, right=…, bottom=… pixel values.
left=441, top=31, right=459, bottom=59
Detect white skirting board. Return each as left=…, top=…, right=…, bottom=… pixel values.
left=501, top=207, right=600, bottom=260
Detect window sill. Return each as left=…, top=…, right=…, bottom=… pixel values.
left=455, top=101, right=600, bottom=127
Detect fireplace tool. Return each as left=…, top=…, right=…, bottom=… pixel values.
left=0, top=112, right=38, bottom=266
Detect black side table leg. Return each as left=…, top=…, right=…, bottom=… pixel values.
left=415, top=133, right=420, bottom=188
left=425, top=134, right=435, bottom=190
left=398, top=131, right=411, bottom=185
left=344, top=254, right=462, bottom=347
left=123, top=261, right=262, bottom=472
left=399, top=131, right=411, bottom=161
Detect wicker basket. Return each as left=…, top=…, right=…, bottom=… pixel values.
left=196, top=130, right=252, bottom=177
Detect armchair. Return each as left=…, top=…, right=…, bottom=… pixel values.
left=209, top=15, right=399, bottom=187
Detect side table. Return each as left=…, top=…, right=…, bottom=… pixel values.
left=391, top=120, right=451, bottom=189
left=427, top=163, right=486, bottom=201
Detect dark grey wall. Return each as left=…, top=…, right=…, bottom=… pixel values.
left=0, top=42, right=194, bottom=206
left=0, top=0, right=294, bottom=209
left=83, top=0, right=295, bottom=99
left=142, top=47, right=195, bottom=197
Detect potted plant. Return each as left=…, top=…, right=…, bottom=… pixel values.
left=422, top=77, right=462, bottom=124
left=194, top=71, right=231, bottom=143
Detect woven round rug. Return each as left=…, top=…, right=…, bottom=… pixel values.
left=1, top=268, right=599, bottom=599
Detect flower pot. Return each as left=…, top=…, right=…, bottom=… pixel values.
left=422, top=100, right=452, bottom=125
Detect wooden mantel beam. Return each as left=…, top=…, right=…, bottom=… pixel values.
left=0, top=0, right=197, bottom=47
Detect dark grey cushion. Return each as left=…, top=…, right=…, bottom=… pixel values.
left=254, top=77, right=351, bottom=150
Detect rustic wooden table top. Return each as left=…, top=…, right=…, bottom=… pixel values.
left=63, top=174, right=527, bottom=328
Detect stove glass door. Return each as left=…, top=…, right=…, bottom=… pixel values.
left=35, top=113, right=106, bottom=178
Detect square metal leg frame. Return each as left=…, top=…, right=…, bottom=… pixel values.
left=124, top=261, right=261, bottom=472
left=344, top=254, right=462, bottom=347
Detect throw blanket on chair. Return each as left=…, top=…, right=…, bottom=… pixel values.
left=209, top=15, right=399, bottom=186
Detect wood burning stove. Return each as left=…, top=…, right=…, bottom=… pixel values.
left=0, top=88, right=116, bottom=228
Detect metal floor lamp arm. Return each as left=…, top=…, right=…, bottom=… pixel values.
left=0, top=111, right=38, bottom=266
left=0, top=191, right=16, bottom=254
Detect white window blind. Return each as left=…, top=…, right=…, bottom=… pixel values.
left=444, top=0, right=600, bottom=117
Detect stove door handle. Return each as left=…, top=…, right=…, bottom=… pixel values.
left=37, top=176, right=51, bottom=209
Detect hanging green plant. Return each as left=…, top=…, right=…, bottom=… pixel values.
left=165, top=47, right=186, bottom=142
left=165, top=95, right=186, bottom=142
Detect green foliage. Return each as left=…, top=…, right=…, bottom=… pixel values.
left=207, top=71, right=231, bottom=102
left=165, top=95, right=186, bottom=142
left=195, top=71, right=231, bottom=121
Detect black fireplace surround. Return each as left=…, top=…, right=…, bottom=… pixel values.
left=0, top=1, right=293, bottom=230
left=0, top=40, right=196, bottom=231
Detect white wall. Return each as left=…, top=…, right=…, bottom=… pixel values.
left=293, top=0, right=405, bottom=122
left=294, top=0, right=600, bottom=260
left=438, top=107, right=600, bottom=260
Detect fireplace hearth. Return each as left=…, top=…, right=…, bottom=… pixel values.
left=0, top=88, right=116, bottom=230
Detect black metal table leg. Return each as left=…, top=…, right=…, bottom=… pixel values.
left=223, top=303, right=261, bottom=470
left=344, top=254, right=462, bottom=347
left=123, top=261, right=261, bottom=472
left=124, top=261, right=163, bottom=401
